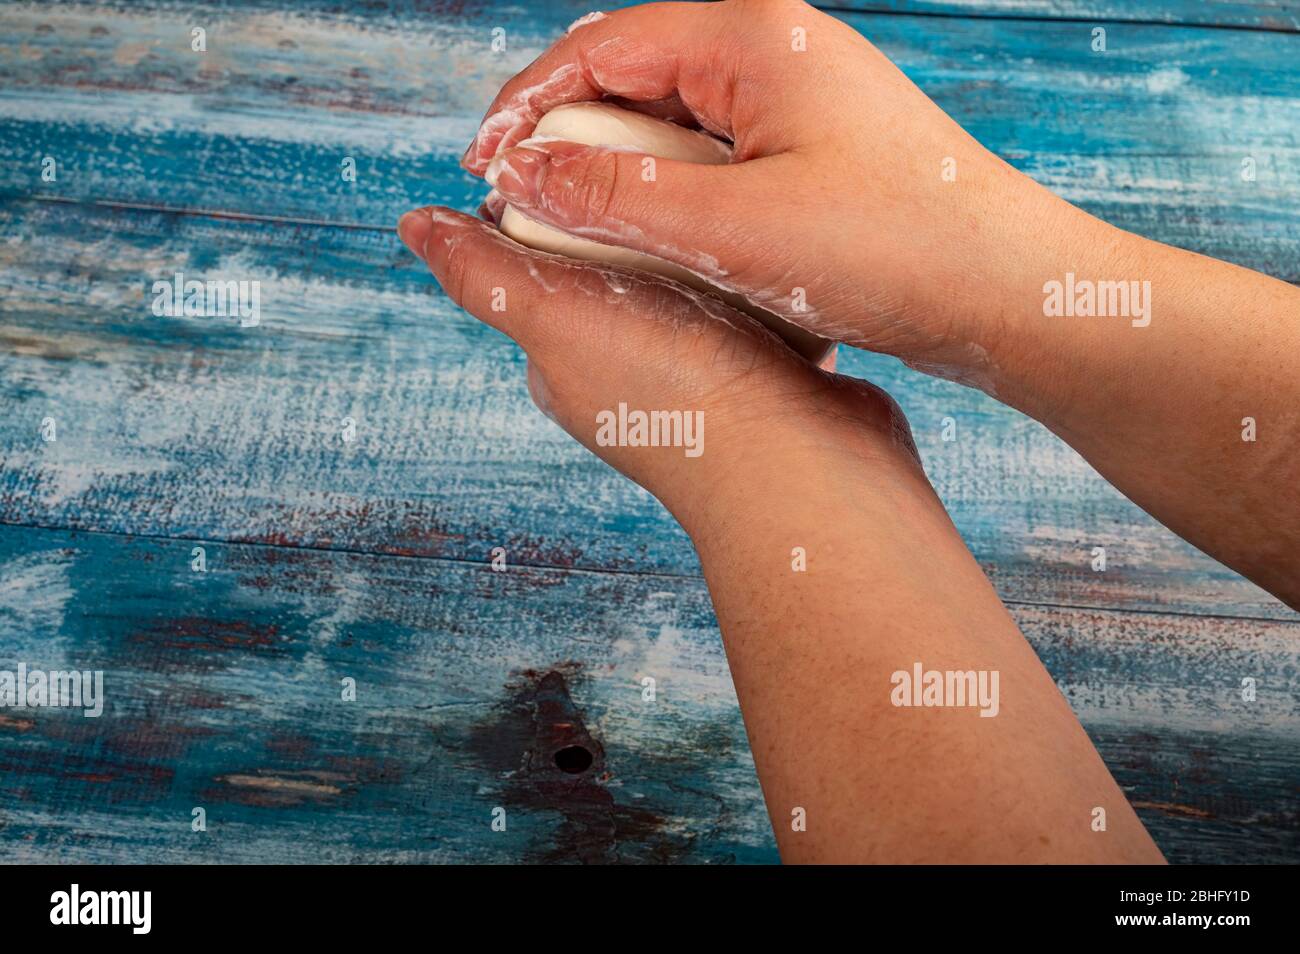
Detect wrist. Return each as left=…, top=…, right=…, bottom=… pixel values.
left=855, top=162, right=1104, bottom=404
left=672, top=385, right=934, bottom=551
left=960, top=185, right=1140, bottom=421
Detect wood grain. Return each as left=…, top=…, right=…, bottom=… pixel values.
left=1, top=525, right=1295, bottom=863
left=0, top=0, right=1297, bottom=864
left=0, top=196, right=1290, bottom=621
left=826, top=1, right=1300, bottom=31
left=3, top=3, right=1297, bottom=276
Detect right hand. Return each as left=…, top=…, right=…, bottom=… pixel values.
left=397, top=205, right=925, bottom=536
left=461, top=0, right=1087, bottom=379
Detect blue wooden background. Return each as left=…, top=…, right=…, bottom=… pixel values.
left=0, top=0, right=1296, bottom=863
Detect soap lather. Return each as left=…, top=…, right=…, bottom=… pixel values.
left=490, top=102, right=832, bottom=364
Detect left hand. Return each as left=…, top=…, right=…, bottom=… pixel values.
left=396, top=206, right=924, bottom=534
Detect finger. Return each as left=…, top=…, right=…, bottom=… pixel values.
left=606, top=94, right=701, bottom=129
left=484, top=139, right=791, bottom=315
left=462, top=2, right=735, bottom=173
left=477, top=189, right=506, bottom=225
left=525, top=357, right=560, bottom=423
left=397, top=206, right=546, bottom=348
left=394, top=204, right=771, bottom=363
left=819, top=345, right=838, bottom=373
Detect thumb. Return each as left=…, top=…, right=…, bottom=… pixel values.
left=486, top=140, right=829, bottom=362
left=485, top=139, right=755, bottom=289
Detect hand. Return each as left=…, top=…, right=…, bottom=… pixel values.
left=395, top=205, right=924, bottom=534
left=394, top=207, right=1165, bottom=865
left=460, top=0, right=1078, bottom=381
left=463, top=0, right=1300, bottom=612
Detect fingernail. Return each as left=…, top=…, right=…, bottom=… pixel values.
left=460, top=137, right=479, bottom=171
left=397, top=208, right=434, bottom=259
left=479, top=188, right=506, bottom=225
left=485, top=147, right=549, bottom=205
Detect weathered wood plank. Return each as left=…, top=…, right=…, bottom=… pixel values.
left=0, top=196, right=1290, bottom=620
left=1, top=0, right=1296, bottom=867
left=2, top=3, right=1297, bottom=278
left=825, top=1, right=1300, bottom=31
left=16, top=0, right=1297, bottom=36
left=0, top=524, right=1295, bottom=863
left=1024, top=600, right=1300, bottom=864
left=0, top=524, right=773, bottom=863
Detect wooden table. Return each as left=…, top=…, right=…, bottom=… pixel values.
left=1, top=0, right=1296, bottom=864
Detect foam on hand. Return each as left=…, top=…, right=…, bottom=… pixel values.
left=496, top=102, right=832, bottom=363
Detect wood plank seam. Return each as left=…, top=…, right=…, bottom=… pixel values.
left=5, top=516, right=1297, bottom=630
left=813, top=5, right=1300, bottom=35
left=19, top=195, right=1300, bottom=297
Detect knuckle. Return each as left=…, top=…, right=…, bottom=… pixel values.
left=442, top=238, right=473, bottom=305
left=568, top=150, right=622, bottom=227
left=734, top=0, right=799, bottom=21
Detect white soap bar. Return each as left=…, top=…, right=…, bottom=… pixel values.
left=498, top=102, right=831, bottom=363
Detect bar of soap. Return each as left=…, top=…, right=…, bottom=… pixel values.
left=498, top=102, right=831, bottom=363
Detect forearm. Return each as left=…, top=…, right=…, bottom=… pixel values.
left=682, top=423, right=1164, bottom=863
left=975, top=198, right=1300, bottom=608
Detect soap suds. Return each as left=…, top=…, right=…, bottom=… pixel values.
left=566, top=11, right=608, bottom=34
left=902, top=342, right=1000, bottom=399
left=468, top=63, right=585, bottom=167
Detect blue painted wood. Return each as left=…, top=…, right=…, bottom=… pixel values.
left=0, top=524, right=776, bottom=863
left=826, top=1, right=1300, bottom=31
left=1, top=0, right=1298, bottom=863
left=3, top=3, right=1297, bottom=277
left=0, top=524, right=1294, bottom=862
left=0, top=195, right=1289, bottom=620
left=22, top=0, right=1298, bottom=32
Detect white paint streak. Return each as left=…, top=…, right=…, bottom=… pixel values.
left=0, top=551, right=73, bottom=639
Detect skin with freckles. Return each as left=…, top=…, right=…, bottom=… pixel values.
left=463, top=0, right=1032, bottom=363
left=399, top=0, right=1296, bottom=862
left=464, top=0, right=1300, bottom=612
left=492, top=102, right=832, bottom=361
left=396, top=206, right=1164, bottom=863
